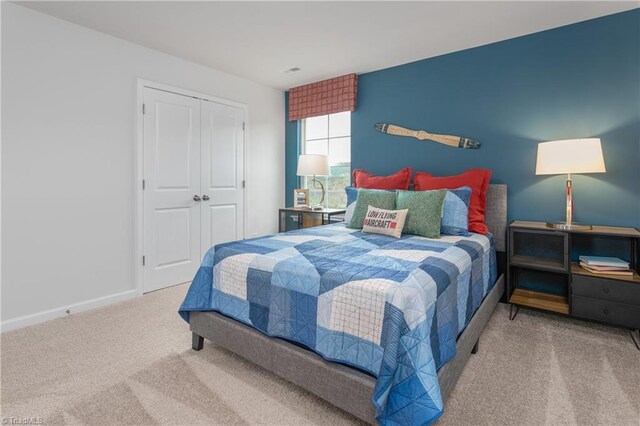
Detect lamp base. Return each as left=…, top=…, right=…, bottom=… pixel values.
left=545, top=222, right=592, bottom=231
left=310, top=205, right=324, bottom=211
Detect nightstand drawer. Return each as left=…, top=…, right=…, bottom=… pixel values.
left=572, top=275, right=640, bottom=305
left=572, top=295, right=640, bottom=329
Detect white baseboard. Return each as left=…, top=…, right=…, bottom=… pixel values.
left=0, top=289, right=141, bottom=333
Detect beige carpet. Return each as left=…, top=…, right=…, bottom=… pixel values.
left=1, top=283, right=638, bottom=425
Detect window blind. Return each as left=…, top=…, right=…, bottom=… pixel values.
left=288, top=73, right=357, bottom=121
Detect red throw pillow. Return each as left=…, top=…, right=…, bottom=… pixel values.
left=413, top=169, right=492, bottom=234
left=353, top=167, right=412, bottom=190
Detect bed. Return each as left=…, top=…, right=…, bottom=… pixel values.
left=179, top=184, right=507, bottom=425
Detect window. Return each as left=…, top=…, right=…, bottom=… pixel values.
left=301, top=112, right=351, bottom=208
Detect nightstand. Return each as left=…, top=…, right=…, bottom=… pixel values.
left=507, top=220, right=640, bottom=349
left=278, top=207, right=346, bottom=233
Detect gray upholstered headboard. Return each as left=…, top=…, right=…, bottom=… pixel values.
left=485, top=184, right=507, bottom=252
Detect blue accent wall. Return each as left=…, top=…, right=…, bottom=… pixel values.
left=286, top=10, right=640, bottom=227
left=285, top=91, right=301, bottom=206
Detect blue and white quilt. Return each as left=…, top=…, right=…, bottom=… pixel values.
left=179, top=223, right=497, bottom=425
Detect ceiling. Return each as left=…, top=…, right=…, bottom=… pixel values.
left=16, top=1, right=639, bottom=90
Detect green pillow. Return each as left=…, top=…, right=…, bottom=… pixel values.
left=396, top=190, right=447, bottom=238
left=346, top=189, right=397, bottom=229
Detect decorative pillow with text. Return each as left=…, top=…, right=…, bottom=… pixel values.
left=362, top=206, right=408, bottom=238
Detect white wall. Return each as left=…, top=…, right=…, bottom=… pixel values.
left=1, top=3, right=285, bottom=329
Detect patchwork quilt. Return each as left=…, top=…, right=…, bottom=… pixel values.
left=179, top=223, right=497, bottom=425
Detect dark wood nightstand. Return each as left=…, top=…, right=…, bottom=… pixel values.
left=278, top=207, right=346, bottom=233
left=507, top=220, right=640, bottom=349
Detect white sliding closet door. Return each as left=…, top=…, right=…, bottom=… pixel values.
left=200, top=100, right=245, bottom=258
left=143, top=88, right=202, bottom=293
left=142, top=87, right=246, bottom=293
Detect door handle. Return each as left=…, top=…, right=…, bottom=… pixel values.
left=193, top=195, right=201, bottom=201
left=202, top=195, right=210, bottom=201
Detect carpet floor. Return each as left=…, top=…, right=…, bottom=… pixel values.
left=1, top=283, right=638, bottom=425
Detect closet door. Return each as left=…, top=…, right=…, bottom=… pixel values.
left=200, top=100, right=245, bottom=258
left=143, top=88, right=202, bottom=293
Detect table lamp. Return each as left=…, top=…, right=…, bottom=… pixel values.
left=535, top=138, right=606, bottom=230
left=297, top=154, right=330, bottom=210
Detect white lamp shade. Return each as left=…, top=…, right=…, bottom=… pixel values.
left=535, top=138, right=606, bottom=175
left=297, top=154, right=330, bottom=176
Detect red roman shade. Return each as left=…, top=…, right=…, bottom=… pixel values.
left=288, top=73, right=358, bottom=121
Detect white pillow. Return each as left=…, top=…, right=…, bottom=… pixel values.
left=362, top=206, right=408, bottom=238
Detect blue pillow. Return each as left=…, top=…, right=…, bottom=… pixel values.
left=441, top=186, right=472, bottom=236
left=344, top=187, right=358, bottom=223
left=346, top=186, right=358, bottom=206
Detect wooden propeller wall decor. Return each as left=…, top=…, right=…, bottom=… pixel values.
left=374, top=123, right=481, bottom=149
